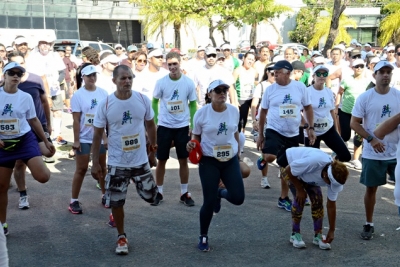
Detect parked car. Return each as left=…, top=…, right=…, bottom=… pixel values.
left=237, top=40, right=251, bottom=52
left=53, top=39, right=115, bottom=59
left=237, top=40, right=277, bottom=53
left=256, top=41, right=277, bottom=50
left=274, top=43, right=309, bottom=56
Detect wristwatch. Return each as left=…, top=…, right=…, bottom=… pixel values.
left=366, top=135, right=373, bottom=143
left=303, top=123, right=309, bottom=129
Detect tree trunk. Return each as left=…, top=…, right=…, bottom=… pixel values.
left=266, top=19, right=283, bottom=44
left=160, top=22, right=165, bottom=52
left=208, top=18, right=217, bottom=47
left=220, top=28, right=228, bottom=44
left=173, top=20, right=181, bottom=49
left=250, top=23, right=257, bottom=46
left=322, top=0, right=349, bottom=57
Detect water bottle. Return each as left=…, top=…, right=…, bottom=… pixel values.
left=243, top=157, right=254, bottom=166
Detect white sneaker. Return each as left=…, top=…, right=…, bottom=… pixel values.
left=313, top=234, right=331, bottom=250
left=290, top=233, right=306, bottom=248
left=115, top=236, right=129, bottom=255
left=18, top=196, right=30, bottom=209
left=261, top=177, right=271, bottom=189
left=352, top=160, right=362, bottom=170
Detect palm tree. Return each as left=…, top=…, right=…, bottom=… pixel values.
left=308, top=9, right=357, bottom=49
left=378, top=2, right=400, bottom=46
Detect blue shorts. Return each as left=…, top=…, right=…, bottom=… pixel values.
left=360, top=158, right=396, bottom=187
left=76, top=143, right=106, bottom=155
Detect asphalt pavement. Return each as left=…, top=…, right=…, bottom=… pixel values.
left=6, top=111, right=400, bottom=267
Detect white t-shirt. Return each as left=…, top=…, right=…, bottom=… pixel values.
left=96, top=73, right=116, bottom=95
left=71, top=87, right=108, bottom=143
left=254, top=60, right=268, bottom=82
left=133, top=67, right=169, bottom=100
left=193, top=65, right=234, bottom=106
left=253, top=81, right=272, bottom=100
left=304, top=86, right=335, bottom=137
left=286, top=147, right=339, bottom=201
left=352, top=87, right=400, bottom=160
left=153, top=74, right=197, bottom=128
left=0, top=89, right=36, bottom=139
left=26, top=51, right=65, bottom=96
left=93, top=92, right=154, bottom=167
left=326, top=62, right=343, bottom=96
left=382, top=125, right=400, bottom=206
left=390, top=68, right=400, bottom=90
left=236, top=67, right=257, bottom=102
left=192, top=104, right=239, bottom=158
left=261, top=80, right=311, bottom=137
left=186, top=58, right=205, bottom=79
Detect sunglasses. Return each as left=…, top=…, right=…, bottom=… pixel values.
left=168, top=62, right=179, bottom=66
left=7, top=70, right=24, bottom=77
left=223, top=49, right=230, bottom=52
left=18, top=43, right=28, bottom=46
left=315, top=72, right=328, bottom=77
left=396, top=52, right=400, bottom=56
left=213, top=87, right=228, bottom=94
left=153, top=56, right=163, bottom=59
left=388, top=51, right=395, bottom=53
left=217, top=59, right=225, bottom=62
left=353, top=64, right=364, bottom=69
left=116, top=47, right=122, bottom=50
left=136, top=59, right=146, bottom=63
left=352, top=55, right=361, bottom=59
left=207, top=54, right=217, bottom=58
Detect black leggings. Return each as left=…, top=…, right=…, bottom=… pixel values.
left=238, top=99, right=252, bottom=132
left=305, top=126, right=351, bottom=162
left=338, top=109, right=352, bottom=142
left=198, top=156, right=245, bottom=235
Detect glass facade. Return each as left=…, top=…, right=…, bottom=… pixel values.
left=0, top=0, right=79, bottom=39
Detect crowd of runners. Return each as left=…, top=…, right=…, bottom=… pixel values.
left=0, top=35, right=400, bottom=259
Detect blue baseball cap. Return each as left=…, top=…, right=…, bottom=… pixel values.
left=3, top=62, right=26, bottom=74
left=146, top=43, right=154, bottom=49
left=273, top=60, right=293, bottom=72
left=257, top=157, right=267, bottom=170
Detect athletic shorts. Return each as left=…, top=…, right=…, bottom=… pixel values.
left=0, top=131, right=42, bottom=169
left=51, top=94, right=64, bottom=111
left=76, top=143, right=107, bottom=155
left=103, top=163, right=158, bottom=207
left=262, top=128, right=299, bottom=167
left=156, top=125, right=190, bottom=160
left=33, top=124, right=52, bottom=143
left=360, top=158, right=396, bottom=187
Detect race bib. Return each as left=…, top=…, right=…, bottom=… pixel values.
left=167, top=100, right=184, bottom=114
left=243, top=84, right=254, bottom=96
left=121, top=134, right=141, bottom=152
left=314, top=117, right=330, bottom=131
left=213, top=145, right=233, bottom=162
left=0, top=119, right=20, bottom=135
left=279, top=104, right=298, bottom=118
left=84, top=114, right=95, bottom=127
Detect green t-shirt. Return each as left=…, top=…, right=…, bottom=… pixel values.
left=340, top=76, right=370, bottom=114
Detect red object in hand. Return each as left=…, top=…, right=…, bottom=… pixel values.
left=189, top=140, right=202, bottom=164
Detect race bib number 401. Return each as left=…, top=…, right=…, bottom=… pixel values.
left=167, top=100, right=184, bottom=114
left=0, top=119, right=20, bottom=135
left=121, top=134, right=141, bottom=152
left=213, top=145, right=233, bottom=162
left=84, top=114, right=95, bottom=127
left=279, top=104, right=298, bottom=118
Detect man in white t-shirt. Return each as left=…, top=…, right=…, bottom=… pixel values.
left=114, top=44, right=127, bottom=60
left=254, top=46, right=270, bottom=82
left=186, top=46, right=206, bottom=79
left=256, top=60, right=315, bottom=213
left=389, top=44, right=400, bottom=89
left=151, top=51, right=198, bottom=206
left=91, top=65, right=158, bottom=255
left=96, top=52, right=119, bottom=95
left=350, top=61, right=400, bottom=240
left=221, top=43, right=240, bottom=74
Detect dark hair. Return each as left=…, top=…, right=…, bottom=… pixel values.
left=82, top=46, right=100, bottom=65
left=166, top=51, right=181, bottom=61
left=76, top=63, right=93, bottom=89
left=204, top=93, right=211, bottom=104
left=7, top=50, right=25, bottom=61
left=259, top=45, right=269, bottom=52
left=395, top=44, right=400, bottom=53
left=0, top=43, right=5, bottom=49
left=112, top=64, right=132, bottom=78
left=242, top=51, right=256, bottom=65
left=100, top=51, right=113, bottom=61
left=261, top=64, right=274, bottom=82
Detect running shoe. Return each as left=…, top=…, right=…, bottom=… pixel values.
left=19, top=195, right=30, bottom=209
left=290, top=233, right=306, bottom=248
left=3, top=223, right=8, bottom=236
left=108, top=213, right=116, bottom=227
left=180, top=192, right=195, bottom=206
left=52, top=136, right=68, bottom=145
left=151, top=192, right=163, bottom=206
left=96, top=182, right=101, bottom=190
left=351, top=160, right=362, bottom=170
left=115, top=236, right=129, bottom=255
left=313, top=233, right=331, bottom=250
left=198, top=235, right=210, bottom=252
left=68, top=201, right=83, bottom=214
left=360, top=224, right=374, bottom=240
left=261, top=177, right=271, bottom=189
left=43, top=156, right=55, bottom=163
left=101, top=195, right=110, bottom=208
left=277, top=197, right=292, bottom=212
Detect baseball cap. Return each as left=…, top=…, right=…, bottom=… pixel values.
left=14, top=36, right=28, bottom=45
left=127, top=45, right=138, bottom=53
left=351, top=49, right=361, bottom=57
left=350, top=39, right=358, bottom=45
left=313, top=65, right=329, bottom=73
left=205, top=47, right=217, bottom=55
left=56, top=46, right=66, bottom=52
left=292, top=61, right=306, bottom=72
left=148, top=49, right=163, bottom=58
left=81, top=65, right=99, bottom=77
left=370, top=57, right=380, bottom=64
left=313, top=56, right=325, bottom=64
left=3, top=62, right=26, bottom=74
left=334, top=44, right=345, bottom=52
left=387, top=45, right=395, bottom=52
left=273, top=60, right=293, bottom=72
left=345, top=47, right=354, bottom=52
left=327, top=165, right=344, bottom=193
left=101, top=54, right=120, bottom=65
left=38, top=35, right=55, bottom=43
left=170, top=48, right=182, bottom=55
left=207, top=79, right=230, bottom=93
left=312, top=51, right=322, bottom=57
left=373, top=61, right=394, bottom=72
left=197, top=46, right=205, bottom=52
left=352, top=59, right=365, bottom=67
left=221, top=43, right=231, bottom=50
left=5, top=46, right=13, bottom=52
left=146, top=43, right=154, bottom=49
left=217, top=52, right=225, bottom=59
left=115, top=44, right=123, bottom=49
left=364, top=43, right=371, bottom=47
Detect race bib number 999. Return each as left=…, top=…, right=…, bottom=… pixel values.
left=121, top=134, right=141, bottom=152
left=0, top=119, right=20, bottom=135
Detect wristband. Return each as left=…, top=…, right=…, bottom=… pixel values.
left=188, top=139, right=202, bottom=164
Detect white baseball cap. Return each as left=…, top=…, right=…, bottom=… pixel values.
left=352, top=59, right=365, bottom=67
left=148, top=49, right=163, bottom=58
left=14, top=36, right=28, bottom=45
left=327, top=166, right=344, bottom=193
left=313, top=65, right=329, bottom=73
left=221, top=43, right=231, bottom=50
left=207, top=80, right=230, bottom=93
left=100, top=54, right=120, bottom=65
left=115, top=44, right=123, bottom=49
left=313, top=56, right=325, bottom=64
left=81, top=65, right=99, bottom=77
left=370, top=57, right=380, bottom=64
left=387, top=46, right=395, bottom=52
left=373, top=61, right=394, bottom=72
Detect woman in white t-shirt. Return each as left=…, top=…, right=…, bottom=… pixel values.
left=282, top=147, right=349, bottom=250
left=0, top=62, right=55, bottom=235
left=303, top=65, right=351, bottom=162
left=187, top=79, right=245, bottom=252
left=69, top=65, right=108, bottom=215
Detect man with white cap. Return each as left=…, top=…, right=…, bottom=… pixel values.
left=26, top=35, right=68, bottom=146
left=221, top=43, right=240, bottom=74
left=185, top=46, right=206, bottom=79
left=361, top=43, right=373, bottom=60
left=386, top=45, right=396, bottom=65
left=281, top=147, right=349, bottom=249
left=121, top=45, right=138, bottom=68
left=351, top=60, right=400, bottom=240
left=13, top=36, right=30, bottom=58
left=114, top=44, right=127, bottom=60
left=97, top=52, right=119, bottom=95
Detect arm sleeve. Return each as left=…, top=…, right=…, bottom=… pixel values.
left=189, top=100, right=197, bottom=128
left=58, top=69, right=66, bottom=83
left=152, top=98, right=159, bottom=125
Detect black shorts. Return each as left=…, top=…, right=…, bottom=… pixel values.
left=262, top=128, right=299, bottom=167
left=156, top=125, right=190, bottom=160
left=33, top=124, right=52, bottom=143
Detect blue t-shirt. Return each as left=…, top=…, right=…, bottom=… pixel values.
left=18, top=73, right=47, bottom=125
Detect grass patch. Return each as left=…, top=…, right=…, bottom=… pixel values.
left=56, top=144, right=73, bottom=152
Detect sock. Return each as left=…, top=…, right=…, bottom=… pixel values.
left=366, top=222, right=374, bottom=226
left=19, top=190, right=27, bottom=197
left=118, top=233, right=126, bottom=239
left=180, top=183, right=188, bottom=195
left=53, top=118, right=62, bottom=137
left=157, top=185, right=163, bottom=195
left=70, top=198, right=78, bottom=203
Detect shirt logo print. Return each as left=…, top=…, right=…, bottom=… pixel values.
left=318, top=97, right=326, bottom=108
left=217, top=122, right=228, bottom=135
left=282, top=94, right=292, bottom=104
left=170, top=89, right=179, bottom=100
left=90, top=99, right=98, bottom=109
left=381, top=104, right=391, bottom=118
left=2, top=104, right=13, bottom=116
left=122, top=110, right=132, bottom=125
